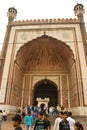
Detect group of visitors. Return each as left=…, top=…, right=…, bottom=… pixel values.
left=12, top=104, right=84, bottom=130
left=13, top=110, right=51, bottom=130
left=49, top=106, right=58, bottom=118
left=20, top=105, right=59, bottom=119
left=12, top=104, right=52, bottom=130
left=53, top=111, right=84, bottom=130
left=0, top=104, right=84, bottom=130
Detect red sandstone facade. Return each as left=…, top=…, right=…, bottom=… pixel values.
left=0, top=4, right=87, bottom=115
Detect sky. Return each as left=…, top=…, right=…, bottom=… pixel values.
left=0, top=0, right=87, bottom=51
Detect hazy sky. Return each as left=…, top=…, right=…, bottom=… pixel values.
left=0, top=0, right=87, bottom=50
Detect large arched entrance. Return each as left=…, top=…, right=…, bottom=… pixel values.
left=8, top=34, right=78, bottom=109
left=33, top=79, right=58, bottom=107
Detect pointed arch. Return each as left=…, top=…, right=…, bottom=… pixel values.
left=15, top=34, right=75, bottom=71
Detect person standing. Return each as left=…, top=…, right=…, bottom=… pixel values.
left=22, top=106, right=26, bottom=118
left=24, top=111, right=33, bottom=130
left=67, top=112, right=75, bottom=130
left=53, top=111, right=63, bottom=130
left=33, top=112, right=47, bottom=130
left=21, top=106, right=26, bottom=124
left=59, top=111, right=70, bottom=130
left=2, top=110, right=7, bottom=121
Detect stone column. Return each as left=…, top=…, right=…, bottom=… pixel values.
left=30, top=89, right=34, bottom=106
left=60, top=75, right=63, bottom=106
left=67, top=75, right=70, bottom=109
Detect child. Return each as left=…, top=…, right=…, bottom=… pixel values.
left=24, top=111, right=33, bottom=130
left=12, top=115, right=23, bottom=130
left=74, top=122, right=84, bottom=130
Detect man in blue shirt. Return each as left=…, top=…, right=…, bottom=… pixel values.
left=24, top=111, right=33, bottom=130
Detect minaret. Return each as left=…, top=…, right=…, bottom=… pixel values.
left=74, top=3, right=87, bottom=62
left=0, top=7, right=17, bottom=85
left=74, top=3, right=85, bottom=21
left=7, top=7, right=17, bottom=24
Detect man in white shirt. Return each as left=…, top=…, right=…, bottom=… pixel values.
left=53, top=111, right=63, bottom=130
left=2, top=110, right=7, bottom=121
left=67, top=111, right=75, bottom=130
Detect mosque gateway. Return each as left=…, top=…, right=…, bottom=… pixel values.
left=0, top=4, right=87, bottom=115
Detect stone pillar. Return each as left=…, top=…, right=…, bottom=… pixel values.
left=67, top=75, right=70, bottom=109
left=60, top=76, right=63, bottom=106
left=30, top=89, right=34, bottom=106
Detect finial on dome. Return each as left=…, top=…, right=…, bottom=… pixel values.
left=74, top=3, right=85, bottom=21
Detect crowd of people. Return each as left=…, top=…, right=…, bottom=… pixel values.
left=13, top=104, right=51, bottom=130
left=53, top=111, right=84, bottom=130
left=11, top=104, right=84, bottom=130
left=0, top=104, right=84, bottom=130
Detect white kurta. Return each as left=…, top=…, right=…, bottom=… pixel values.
left=67, top=117, right=75, bottom=130
left=53, top=117, right=62, bottom=130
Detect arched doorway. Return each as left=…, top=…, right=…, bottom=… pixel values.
left=33, top=79, right=58, bottom=107
left=9, top=34, right=77, bottom=108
